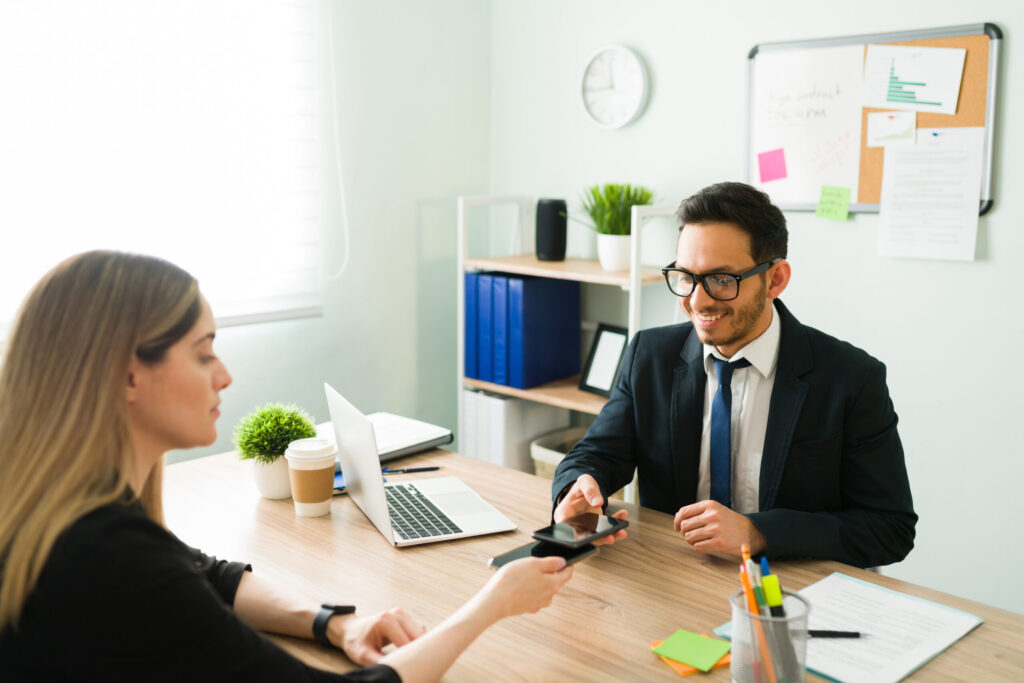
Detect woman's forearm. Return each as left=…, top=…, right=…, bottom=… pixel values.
left=235, top=569, right=500, bottom=682
left=232, top=571, right=319, bottom=639
left=379, top=593, right=502, bottom=683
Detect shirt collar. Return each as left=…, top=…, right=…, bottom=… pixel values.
left=702, top=304, right=781, bottom=379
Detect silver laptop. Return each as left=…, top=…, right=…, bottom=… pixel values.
left=317, top=413, right=453, bottom=464
left=367, top=412, right=453, bottom=462
left=325, top=383, right=516, bottom=547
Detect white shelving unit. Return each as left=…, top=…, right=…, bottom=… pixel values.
left=456, top=195, right=676, bottom=503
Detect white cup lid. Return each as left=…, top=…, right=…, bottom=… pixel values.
left=284, top=437, right=337, bottom=460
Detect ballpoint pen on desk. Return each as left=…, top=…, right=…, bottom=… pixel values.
left=382, top=466, right=440, bottom=474
left=753, top=559, right=867, bottom=641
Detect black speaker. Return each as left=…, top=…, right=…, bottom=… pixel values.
left=535, top=198, right=567, bottom=261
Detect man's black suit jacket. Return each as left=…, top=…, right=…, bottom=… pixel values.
left=553, top=300, right=916, bottom=568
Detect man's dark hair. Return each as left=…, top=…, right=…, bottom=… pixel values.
left=675, top=182, right=788, bottom=262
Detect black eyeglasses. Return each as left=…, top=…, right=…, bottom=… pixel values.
left=661, top=257, right=783, bottom=301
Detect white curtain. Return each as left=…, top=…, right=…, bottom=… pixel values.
left=0, top=0, right=322, bottom=335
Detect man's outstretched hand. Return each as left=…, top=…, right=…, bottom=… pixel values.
left=553, top=474, right=629, bottom=546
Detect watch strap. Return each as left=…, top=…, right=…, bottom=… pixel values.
left=313, top=604, right=356, bottom=646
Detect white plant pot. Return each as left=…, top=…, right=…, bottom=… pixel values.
left=252, top=457, right=292, bottom=499
left=596, top=233, right=632, bottom=271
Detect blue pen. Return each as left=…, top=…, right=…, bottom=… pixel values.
left=761, top=556, right=771, bottom=577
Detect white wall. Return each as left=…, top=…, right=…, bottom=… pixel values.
left=488, top=0, right=1024, bottom=614
left=172, top=0, right=491, bottom=461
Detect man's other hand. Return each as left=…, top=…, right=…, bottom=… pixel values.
left=673, top=500, right=765, bottom=556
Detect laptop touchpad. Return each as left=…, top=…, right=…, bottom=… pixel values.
left=431, top=491, right=493, bottom=516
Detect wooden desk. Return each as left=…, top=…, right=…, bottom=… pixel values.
left=164, top=451, right=1024, bottom=681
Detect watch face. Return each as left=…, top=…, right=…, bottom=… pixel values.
left=581, top=45, right=648, bottom=129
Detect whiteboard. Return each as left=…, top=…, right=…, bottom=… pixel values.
left=746, top=23, right=1000, bottom=214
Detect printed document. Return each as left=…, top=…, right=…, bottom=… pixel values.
left=801, top=573, right=981, bottom=683
left=878, top=127, right=984, bottom=261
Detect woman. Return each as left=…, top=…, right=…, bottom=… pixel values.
left=0, top=251, right=572, bottom=682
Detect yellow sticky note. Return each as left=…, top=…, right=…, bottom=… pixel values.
left=816, top=186, right=851, bottom=221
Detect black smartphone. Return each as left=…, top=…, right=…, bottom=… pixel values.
left=530, top=512, right=629, bottom=548
left=487, top=540, right=597, bottom=569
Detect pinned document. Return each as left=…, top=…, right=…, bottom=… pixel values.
left=866, top=111, right=917, bottom=147
left=863, top=45, right=966, bottom=115
left=878, top=127, right=984, bottom=261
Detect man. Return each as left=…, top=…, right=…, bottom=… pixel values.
left=552, top=182, right=916, bottom=568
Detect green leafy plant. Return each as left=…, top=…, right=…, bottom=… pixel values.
left=234, top=403, right=317, bottom=465
left=579, top=183, right=655, bottom=235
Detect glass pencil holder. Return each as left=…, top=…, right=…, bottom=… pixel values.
left=729, top=588, right=810, bottom=683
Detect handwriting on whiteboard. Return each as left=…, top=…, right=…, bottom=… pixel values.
left=766, top=84, right=844, bottom=126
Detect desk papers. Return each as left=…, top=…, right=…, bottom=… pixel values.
left=800, top=573, right=982, bottom=683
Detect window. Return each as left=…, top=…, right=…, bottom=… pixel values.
left=0, top=0, right=322, bottom=336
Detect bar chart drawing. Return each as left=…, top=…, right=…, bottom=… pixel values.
left=863, top=45, right=966, bottom=115
left=887, top=61, right=941, bottom=107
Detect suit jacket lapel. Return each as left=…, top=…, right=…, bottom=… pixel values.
left=671, top=330, right=706, bottom=506
left=760, top=299, right=812, bottom=510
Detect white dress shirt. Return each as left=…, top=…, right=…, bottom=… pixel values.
left=695, top=308, right=781, bottom=514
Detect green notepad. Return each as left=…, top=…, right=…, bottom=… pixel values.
left=651, top=629, right=731, bottom=672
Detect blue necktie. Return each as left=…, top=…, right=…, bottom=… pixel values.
left=710, top=357, right=750, bottom=508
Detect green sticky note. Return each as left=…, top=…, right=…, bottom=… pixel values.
left=651, top=629, right=731, bottom=672
left=816, top=185, right=851, bottom=221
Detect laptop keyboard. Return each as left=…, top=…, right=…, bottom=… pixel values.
left=386, top=484, right=463, bottom=540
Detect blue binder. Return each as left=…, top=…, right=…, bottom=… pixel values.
left=492, top=276, right=509, bottom=385
left=507, top=277, right=580, bottom=389
left=476, top=274, right=494, bottom=382
left=464, top=273, right=479, bottom=379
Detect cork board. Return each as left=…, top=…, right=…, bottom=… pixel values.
left=748, top=24, right=1000, bottom=214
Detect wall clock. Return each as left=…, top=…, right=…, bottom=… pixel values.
left=579, top=44, right=650, bottom=129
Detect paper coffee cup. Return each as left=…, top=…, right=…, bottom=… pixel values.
left=284, top=437, right=337, bottom=517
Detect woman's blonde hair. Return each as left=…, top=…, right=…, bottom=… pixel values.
left=0, top=250, right=200, bottom=632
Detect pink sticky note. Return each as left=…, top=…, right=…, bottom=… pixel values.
left=758, top=148, right=788, bottom=183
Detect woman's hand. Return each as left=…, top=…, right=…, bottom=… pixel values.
left=475, top=556, right=574, bottom=621
left=376, top=556, right=573, bottom=683
left=327, top=608, right=424, bottom=665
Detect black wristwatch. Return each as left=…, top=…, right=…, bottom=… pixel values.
left=313, top=604, right=356, bottom=646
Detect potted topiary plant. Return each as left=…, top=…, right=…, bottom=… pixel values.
left=235, top=402, right=318, bottom=499
left=580, top=183, right=654, bottom=271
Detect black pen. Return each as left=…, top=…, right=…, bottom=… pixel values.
left=808, top=630, right=864, bottom=638
left=383, top=466, right=440, bottom=474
